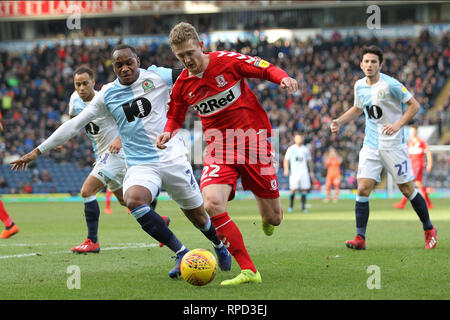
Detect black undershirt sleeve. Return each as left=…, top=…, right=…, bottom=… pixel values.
left=172, top=68, right=183, bottom=84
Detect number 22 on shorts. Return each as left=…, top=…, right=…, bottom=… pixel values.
left=201, top=164, right=220, bottom=183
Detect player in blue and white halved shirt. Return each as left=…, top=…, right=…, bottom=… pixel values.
left=67, top=66, right=127, bottom=254
left=11, top=44, right=231, bottom=278
left=283, top=133, right=314, bottom=213
left=67, top=66, right=159, bottom=254
left=330, top=45, right=437, bottom=250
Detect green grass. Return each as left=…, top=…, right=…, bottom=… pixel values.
left=0, top=198, right=448, bottom=300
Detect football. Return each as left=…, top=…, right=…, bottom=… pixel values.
left=180, top=248, right=218, bottom=286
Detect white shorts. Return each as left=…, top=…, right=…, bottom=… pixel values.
left=357, top=145, right=415, bottom=184
left=91, top=150, right=126, bottom=192
left=122, top=157, right=203, bottom=210
left=289, top=172, right=311, bottom=191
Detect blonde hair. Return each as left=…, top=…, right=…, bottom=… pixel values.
left=169, top=22, right=201, bottom=47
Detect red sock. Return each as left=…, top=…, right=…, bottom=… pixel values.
left=0, top=199, right=13, bottom=227
left=420, top=187, right=432, bottom=206
left=400, top=196, right=408, bottom=206
left=210, top=212, right=257, bottom=273
left=105, top=189, right=111, bottom=210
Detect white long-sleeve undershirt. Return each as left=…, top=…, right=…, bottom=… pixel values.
left=38, top=106, right=96, bottom=154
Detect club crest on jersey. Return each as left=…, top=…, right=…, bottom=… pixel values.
left=270, top=179, right=278, bottom=191
left=401, top=85, right=408, bottom=94
left=254, top=57, right=270, bottom=68
left=377, top=90, right=385, bottom=99
left=215, top=75, right=227, bottom=88
left=142, top=79, right=155, bottom=92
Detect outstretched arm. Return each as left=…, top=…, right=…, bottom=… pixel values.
left=10, top=107, right=95, bottom=171
left=279, top=76, right=298, bottom=94
left=232, top=54, right=298, bottom=94
left=10, top=148, right=41, bottom=172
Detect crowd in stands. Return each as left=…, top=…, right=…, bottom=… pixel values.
left=0, top=29, right=449, bottom=193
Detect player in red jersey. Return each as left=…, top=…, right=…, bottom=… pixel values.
left=156, top=22, right=298, bottom=286
left=393, top=124, right=433, bottom=209
left=0, top=123, right=19, bottom=239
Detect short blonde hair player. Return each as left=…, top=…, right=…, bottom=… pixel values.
left=157, top=22, right=299, bottom=285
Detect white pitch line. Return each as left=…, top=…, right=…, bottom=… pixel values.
left=0, top=253, right=41, bottom=259
left=0, top=243, right=47, bottom=247
left=101, top=244, right=159, bottom=251
left=0, top=243, right=159, bottom=260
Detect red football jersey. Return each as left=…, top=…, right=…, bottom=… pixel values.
left=407, top=137, right=427, bottom=166
left=165, top=51, right=288, bottom=145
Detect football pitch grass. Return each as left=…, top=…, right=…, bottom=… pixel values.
left=0, top=198, right=448, bottom=300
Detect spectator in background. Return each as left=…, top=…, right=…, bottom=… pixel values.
left=0, top=30, right=448, bottom=194
left=0, top=177, right=8, bottom=188
left=40, top=169, right=52, bottom=182
left=23, top=181, right=33, bottom=193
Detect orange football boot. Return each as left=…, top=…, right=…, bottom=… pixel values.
left=1, top=224, right=19, bottom=239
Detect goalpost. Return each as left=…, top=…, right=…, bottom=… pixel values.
left=386, top=145, right=450, bottom=198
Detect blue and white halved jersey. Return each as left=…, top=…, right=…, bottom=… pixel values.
left=285, top=144, right=311, bottom=176
left=354, top=73, right=413, bottom=150
left=69, top=90, right=119, bottom=160
left=39, top=66, right=187, bottom=168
